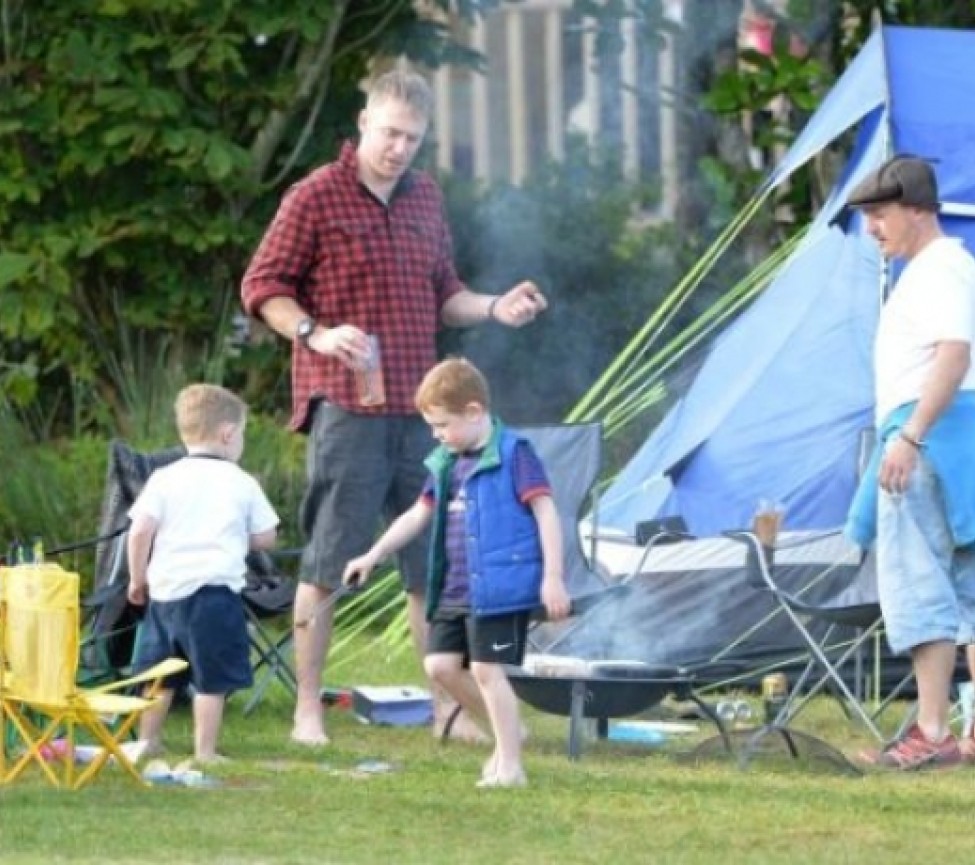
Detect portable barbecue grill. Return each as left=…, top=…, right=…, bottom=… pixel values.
left=507, top=659, right=730, bottom=759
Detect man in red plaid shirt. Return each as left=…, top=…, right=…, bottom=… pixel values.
left=241, top=68, right=546, bottom=746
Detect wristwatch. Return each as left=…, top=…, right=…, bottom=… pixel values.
left=295, top=317, right=316, bottom=347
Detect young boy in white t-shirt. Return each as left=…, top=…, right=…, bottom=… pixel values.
left=127, top=384, right=279, bottom=763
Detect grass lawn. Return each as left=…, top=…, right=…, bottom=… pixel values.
left=1, top=641, right=973, bottom=865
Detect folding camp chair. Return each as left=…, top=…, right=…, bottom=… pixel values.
left=0, top=562, right=187, bottom=789
left=240, top=550, right=297, bottom=715
left=513, top=422, right=615, bottom=654
left=76, top=440, right=187, bottom=683
left=725, top=530, right=912, bottom=772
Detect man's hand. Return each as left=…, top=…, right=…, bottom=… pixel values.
left=878, top=437, right=919, bottom=494
left=491, top=281, right=548, bottom=328
left=306, top=324, right=372, bottom=370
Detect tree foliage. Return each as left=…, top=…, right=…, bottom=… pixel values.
left=0, top=0, right=483, bottom=431
left=6, top=0, right=974, bottom=438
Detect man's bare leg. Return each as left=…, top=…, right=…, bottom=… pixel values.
left=913, top=639, right=956, bottom=742
left=291, top=582, right=335, bottom=745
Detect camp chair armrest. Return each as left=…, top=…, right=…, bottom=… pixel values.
left=89, top=657, right=188, bottom=693
left=723, top=530, right=778, bottom=594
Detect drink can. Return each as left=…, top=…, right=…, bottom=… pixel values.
left=762, top=672, right=788, bottom=700
left=762, top=673, right=789, bottom=724
left=716, top=700, right=736, bottom=722
left=734, top=700, right=753, bottom=722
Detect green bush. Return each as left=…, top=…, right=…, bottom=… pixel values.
left=0, top=415, right=111, bottom=581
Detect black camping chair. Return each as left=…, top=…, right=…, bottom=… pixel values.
left=514, top=422, right=617, bottom=655
left=240, top=549, right=298, bottom=715
left=77, top=440, right=187, bottom=683
left=722, top=529, right=913, bottom=774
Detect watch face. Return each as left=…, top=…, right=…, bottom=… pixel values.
left=297, top=318, right=314, bottom=341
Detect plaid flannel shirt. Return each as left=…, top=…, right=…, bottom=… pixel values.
left=241, top=141, right=465, bottom=431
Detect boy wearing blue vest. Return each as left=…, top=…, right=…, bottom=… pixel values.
left=343, top=357, right=569, bottom=787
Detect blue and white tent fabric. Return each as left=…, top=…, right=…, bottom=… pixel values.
left=599, top=26, right=975, bottom=540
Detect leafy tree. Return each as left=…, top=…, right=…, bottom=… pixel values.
left=0, top=0, right=486, bottom=433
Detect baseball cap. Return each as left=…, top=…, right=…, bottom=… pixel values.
left=845, top=155, right=939, bottom=210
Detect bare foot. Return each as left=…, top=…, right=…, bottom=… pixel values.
left=476, top=769, right=527, bottom=788
left=194, top=753, right=231, bottom=766
left=290, top=727, right=329, bottom=747
left=481, top=753, right=498, bottom=780
left=292, top=703, right=328, bottom=746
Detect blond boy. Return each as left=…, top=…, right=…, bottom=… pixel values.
left=127, top=384, right=278, bottom=763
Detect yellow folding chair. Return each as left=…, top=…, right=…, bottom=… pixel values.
left=0, top=562, right=186, bottom=789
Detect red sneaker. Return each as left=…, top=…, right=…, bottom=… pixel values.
left=860, top=724, right=962, bottom=770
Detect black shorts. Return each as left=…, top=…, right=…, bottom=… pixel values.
left=134, top=586, right=252, bottom=695
left=426, top=608, right=530, bottom=665
left=299, top=401, right=432, bottom=593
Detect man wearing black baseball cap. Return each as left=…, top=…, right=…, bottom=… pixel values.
left=845, top=155, right=975, bottom=769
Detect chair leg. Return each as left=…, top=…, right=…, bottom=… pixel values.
left=3, top=706, right=66, bottom=787
left=72, top=715, right=147, bottom=789
left=776, top=608, right=886, bottom=741
left=243, top=621, right=296, bottom=715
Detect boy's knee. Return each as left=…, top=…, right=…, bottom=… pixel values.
left=470, top=661, right=504, bottom=688
left=424, top=653, right=459, bottom=683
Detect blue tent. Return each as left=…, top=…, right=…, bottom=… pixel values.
left=598, top=25, right=975, bottom=540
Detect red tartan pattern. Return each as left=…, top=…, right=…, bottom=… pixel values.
left=241, top=142, right=465, bottom=431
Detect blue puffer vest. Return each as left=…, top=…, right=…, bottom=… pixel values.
left=424, top=419, right=542, bottom=619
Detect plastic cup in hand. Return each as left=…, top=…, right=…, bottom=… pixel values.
left=356, top=334, right=386, bottom=407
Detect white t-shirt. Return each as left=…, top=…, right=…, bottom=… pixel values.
left=874, top=236, right=975, bottom=422
left=128, top=455, right=279, bottom=602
